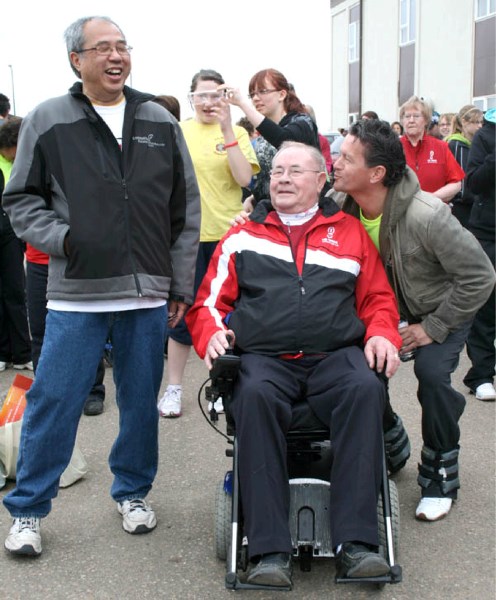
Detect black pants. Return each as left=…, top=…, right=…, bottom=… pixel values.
left=230, top=347, right=386, bottom=559
left=26, top=261, right=105, bottom=400
left=463, top=238, right=495, bottom=391
left=0, top=214, right=31, bottom=363
left=414, top=323, right=470, bottom=455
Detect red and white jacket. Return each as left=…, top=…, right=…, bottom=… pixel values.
left=186, top=198, right=402, bottom=359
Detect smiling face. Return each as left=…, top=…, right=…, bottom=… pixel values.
left=70, top=19, right=130, bottom=105
left=269, top=145, right=326, bottom=214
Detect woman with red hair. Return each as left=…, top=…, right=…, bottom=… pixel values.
left=223, top=68, right=319, bottom=206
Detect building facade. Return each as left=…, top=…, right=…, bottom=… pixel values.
left=329, top=0, right=495, bottom=129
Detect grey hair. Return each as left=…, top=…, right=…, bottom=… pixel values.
left=399, top=95, right=432, bottom=127
left=64, top=16, right=124, bottom=78
left=273, top=141, right=326, bottom=172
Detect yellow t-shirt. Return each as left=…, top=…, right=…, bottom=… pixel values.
left=360, top=209, right=382, bottom=252
left=180, top=119, right=260, bottom=242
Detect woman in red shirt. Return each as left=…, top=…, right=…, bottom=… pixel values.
left=399, top=96, right=464, bottom=204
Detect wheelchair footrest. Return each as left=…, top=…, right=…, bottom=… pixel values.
left=336, top=564, right=403, bottom=585
left=289, top=478, right=333, bottom=559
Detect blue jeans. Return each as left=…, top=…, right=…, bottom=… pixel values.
left=3, top=306, right=166, bottom=518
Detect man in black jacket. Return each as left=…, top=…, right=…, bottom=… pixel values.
left=2, top=16, right=200, bottom=556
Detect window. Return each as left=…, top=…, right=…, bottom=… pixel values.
left=476, top=0, right=496, bottom=19
left=473, top=95, right=496, bottom=111
left=349, top=21, right=359, bottom=62
left=400, top=0, right=416, bottom=45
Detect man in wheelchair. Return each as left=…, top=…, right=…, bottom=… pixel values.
left=186, top=142, right=402, bottom=588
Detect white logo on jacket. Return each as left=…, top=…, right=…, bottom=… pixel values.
left=427, top=150, right=437, bottom=164
left=132, top=134, right=165, bottom=148
left=322, top=226, right=339, bottom=246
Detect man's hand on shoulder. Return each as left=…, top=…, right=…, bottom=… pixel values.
left=364, top=335, right=401, bottom=378
left=205, top=329, right=236, bottom=370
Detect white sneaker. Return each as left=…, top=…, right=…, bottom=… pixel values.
left=475, top=382, right=496, bottom=401
left=0, top=361, right=10, bottom=372
left=5, top=517, right=42, bottom=555
left=415, top=497, right=452, bottom=521
left=208, top=397, right=224, bottom=414
left=117, top=498, right=157, bottom=534
left=13, top=361, right=34, bottom=371
left=158, top=387, right=182, bottom=418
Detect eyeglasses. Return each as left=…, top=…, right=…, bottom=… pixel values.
left=270, top=167, right=322, bottom=179
left=248, top=89, right=278, bottom=99
left=77, top=42, right=133, bottom=56
left=188, top=91, right=225, bottom=105
left=402, top=113, right=423, bottom=121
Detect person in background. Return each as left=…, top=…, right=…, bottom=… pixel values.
left=334, top=119, right=495, bottom=522
left=0, top=94, right=11, bottom=123
left=361, top=110, right=379, bottom=120
left=445, top=104, right=483, bottom=228
left=305, top=104, right=332, bottom=176
left=399, top=95, right=464, bottom=203
left=438, top=113, right=455, bottom=139
left=236, top=117, right=260, bottom=201
left=428, top=111, right=443, bottom=139
left=330, top=128, right=347, bottom=159
left=153, top=95, right=181, bottom=121
left=222, top=68, right=319, bottom=209
left=1, top=118, right=106, bottom=414
left=2, top=15, right=200, bottom=556
left=391, top=121, right=403, bottom=136
left=187, top=141, right=401, bottom=587
left=236, top=117, right=259, bottom=144
left=462, top=108, right=496, bottom=402
left=157, top=69, right=259, bottom=418
left=0, top=118, right=32, bottom=372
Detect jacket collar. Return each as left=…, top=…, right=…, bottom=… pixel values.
left=339, top=166, right=420, bottom=229
left=69, top=82, right=154, bottom=105
left=250, top=194, right=342, bottom=224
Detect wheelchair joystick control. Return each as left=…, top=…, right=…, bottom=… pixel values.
left=206, top=332, right=241, bottom=423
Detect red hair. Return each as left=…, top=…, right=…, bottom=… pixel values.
left=248, top=68, right=306, bottom=114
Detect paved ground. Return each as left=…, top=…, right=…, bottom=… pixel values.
left=0, top=350, right=494, bottom=600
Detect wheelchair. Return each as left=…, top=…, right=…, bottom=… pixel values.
left=199, top=350, right=402, bottom=591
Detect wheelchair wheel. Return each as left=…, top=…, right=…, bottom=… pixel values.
left=377, top=479, right=400, bottom=558
left=214, top=480, right=232, bottom=560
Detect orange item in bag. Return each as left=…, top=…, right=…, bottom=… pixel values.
left=0, top=374, right=33, bottom=426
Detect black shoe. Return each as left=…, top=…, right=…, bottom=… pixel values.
left=83, top=397, right=104, bottom=416
left=336, top=542, right=390, bottom=578
left=247, top=552, right=293, bottom=587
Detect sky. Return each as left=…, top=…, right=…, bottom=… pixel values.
left=0, top=1, right=333, bottom=131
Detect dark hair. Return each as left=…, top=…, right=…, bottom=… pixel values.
left=153, top=95, right=181, bottom=120
left=236, top=117, right=255, bottom=136
left=248, top=68, right=305, bottom=114
left=361, top=110, right=379, bottom=120
left=0, top=117, right=22, bottom=150
left=0, top=94, right=10, bottom=118
left=348, top=119, right=406, bottom=187
left=190, top=69, right=224, bottom=92
left=391, top=121, right=404, bottom=135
